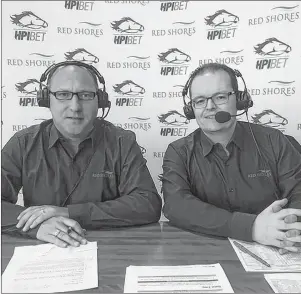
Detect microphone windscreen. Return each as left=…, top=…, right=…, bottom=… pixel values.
left=215, top=111, right=231, bottom=123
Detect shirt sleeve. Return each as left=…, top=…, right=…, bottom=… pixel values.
left=67, top=132, right=162, bottom=229
left=162, top=143, right=256, bottom=242
left=1, top=135, right=40, bottom=238
left=285, top=135, right=301, bottom=154
left=272, top=132, right=301, bottom=212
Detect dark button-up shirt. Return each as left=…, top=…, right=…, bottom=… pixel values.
left=2, top=119, right=162, bottom=237
left=162, top=122, right=301, bottom=241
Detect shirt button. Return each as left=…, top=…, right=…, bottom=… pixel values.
left=228, top=188, right=234, bottom=192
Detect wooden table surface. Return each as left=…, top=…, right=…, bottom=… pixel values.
left=1, top=222, right=273, bottom=293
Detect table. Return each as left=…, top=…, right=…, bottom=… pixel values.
left=1, top=222, right=273, bottom=293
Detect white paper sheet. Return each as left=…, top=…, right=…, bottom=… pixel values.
left=123, top=263, right=234, bottom=293
left=2, top=241, right=98, bottom=293
left=264, top=273, right=301, bottom=293
left=229, top=238, right=301, bottom=272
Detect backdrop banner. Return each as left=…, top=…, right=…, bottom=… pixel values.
left=2, top=1, right=300, bottom=208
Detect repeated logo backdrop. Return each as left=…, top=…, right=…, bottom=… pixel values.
left=2, top=1, right=301, bottom=207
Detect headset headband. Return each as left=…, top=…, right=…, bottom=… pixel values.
left=182, top=64, right=246, bottom=98
left=40, top=60, right=105, bottom=86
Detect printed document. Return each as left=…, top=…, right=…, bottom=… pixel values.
left=2, top=242, right=98, bottom=293
left=264, top=273, right=301, bottom=293
left=229, top=238, right=301, bottom=272
left=123, top=263, right=234, bottom=293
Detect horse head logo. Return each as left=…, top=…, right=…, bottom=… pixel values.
left=158, top=110, right=189, bottom=126
left=15, top=79, right=41, bottom=95
left=113, top=80, right=145, bottom=96
left=111, top=17, right=144, bottom=33
left=65, top=48, right=99, bottom=64
left=252, top=109, right=288, bottom=129
left=10, top=11, right=48, bottom=29
left=158, top=48, right=191, bottom=64
left=254, top=38, right=292, bottom=56
left=205, top=9, right=239, bottom=27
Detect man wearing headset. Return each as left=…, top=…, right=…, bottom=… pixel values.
left=2, top=61, right=162, bottom=247
left=162, top=63, right=301, bottom=254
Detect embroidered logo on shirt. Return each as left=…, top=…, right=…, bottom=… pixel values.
left=92, top=171, right=114, bottom=178
left=248, top=169, right=272, bottom=178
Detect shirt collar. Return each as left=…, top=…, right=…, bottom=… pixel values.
left=199, top=121, right=244, bottom=157
left=199, top=129, right=214, bottom=157
left=48, top=123, right=60, bottom=149
left=48, top=119, right=102, bottom=149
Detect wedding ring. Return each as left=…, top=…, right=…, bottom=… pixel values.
left=67, top=226, right=73, bottom=235
left=54, top=229, right=60, bottom=238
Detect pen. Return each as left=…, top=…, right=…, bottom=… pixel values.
left=67, top=226, right=87, bottom=236
left=67, top=226, right=74, bottom=235
left=233, top=241, right=271, bottom=268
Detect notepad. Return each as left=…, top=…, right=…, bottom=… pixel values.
left=265, top=274, right=301, bottom=293
left=124, top=264, right=234, bottom=293
left=229, top=238, right=301, bottom=272
left=2, top=242, right=98, bottom=293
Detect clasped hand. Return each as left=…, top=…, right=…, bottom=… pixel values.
left=16, top=206, right=88, bottom=248
left=16, top=205, right=69, bottom=231
left=36, top=216, right=87, bottom=248
left=252, top=198, right=301, bottom=253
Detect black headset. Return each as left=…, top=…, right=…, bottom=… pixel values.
left=37, top=61, right=111, bottom=111
left=182, top=63, right=253, bottom=120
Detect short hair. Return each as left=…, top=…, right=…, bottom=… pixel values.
left=188, top=63, right=238, bottom=97
left=46, top=64, right=98, bottom=89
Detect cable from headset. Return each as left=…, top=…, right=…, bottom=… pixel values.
left=246, top=112, right=280, bottom=200
left=98, top=104, right=111, bottom=120
left=246, top=111, right=262, bottom=158
left=103, top=104, right=111, bottom=119
left=98, top=109, right=105, bottom=120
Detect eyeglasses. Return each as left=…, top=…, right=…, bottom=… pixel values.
left=49, top=91, right=96, bottom=101
left=192, top=91, right=235, bottom=109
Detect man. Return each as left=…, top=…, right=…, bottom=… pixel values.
left=162, top=63, right=301, bottom=253
left=2, top=61, right=162, bottom=248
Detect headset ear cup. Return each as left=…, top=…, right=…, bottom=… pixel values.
left=97, top=89, right=110, bottom=109
left=244, top=91, right=253, bottom=108
left=37, top=87, right=50, bottom=108
left=236, top=91, right=253, bottom=111
left=183, top=102, right=195, bottom=120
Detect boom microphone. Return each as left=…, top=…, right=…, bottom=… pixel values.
left=215, top=111, right=247, bottom=123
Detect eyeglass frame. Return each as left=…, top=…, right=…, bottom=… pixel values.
left=191, top=91, right=236, bottom=109
left=49, top=90, right=97, bottom=101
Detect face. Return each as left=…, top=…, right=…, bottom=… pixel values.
left=190, top=70, right=237, bottom=133
left=49, top=65, right=98, bottom=139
